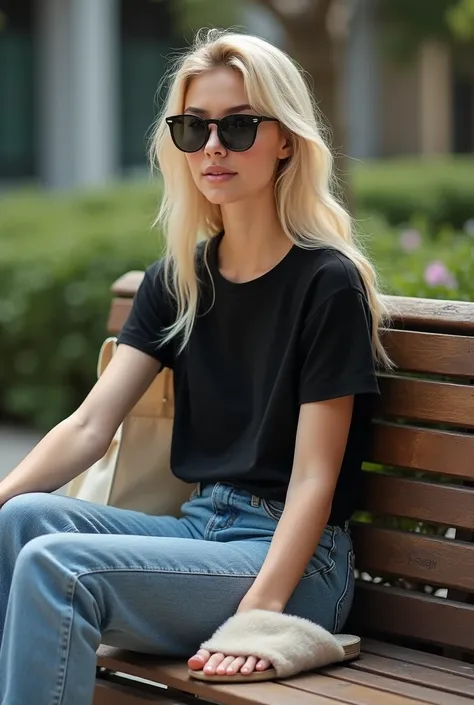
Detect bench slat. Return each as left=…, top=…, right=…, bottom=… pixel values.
left=96, top=649, right=336, bottom=705
left=108, top=298, right=133, bottom=334
left=352, top=525, right=474, bottom=592
left=319, top=666, right=474, bottom=705
left=369, top=423, right=474, bottom=478
left=276, top=672, right=430, bottom=705
left=361, top=639, right=474, bottom=679
left=377, top=377, right=474, bottom=428
left=382, top=296, right=474, bottom=334
left=346, top=653, right=474, bottom=699
left=382, top=330, right=474, bottom=377
left=360, top=474, right=474, bottom=530
left=111, top=272, right=145, bottom=297
left=110, top=273, right=474, bottom=334
left=351, top=583, right=474, bottom=651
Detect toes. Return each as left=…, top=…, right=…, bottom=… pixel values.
left=226, top=656, right=246, bottom=674
left=216, top=656, right=235, bottom=674
left=240, top=655, right=258, bottom=674
left=191, top=652, right=273, bottom=677
left=187, top=649, right=210, bottom=670
left=203, top=652, right=226, bottom=675
left=256, top=658, right=272, bottom=671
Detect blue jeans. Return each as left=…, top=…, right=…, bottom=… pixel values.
left=0, top=482, right=354, bottom=705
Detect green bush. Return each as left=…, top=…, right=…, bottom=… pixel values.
left=352, top=156, right=474, bottom=230
left=360, top=214, right=474, bottom=301
left=0, top=181, right=163, bottom=431
left=1, top=179, right=473, bottom=432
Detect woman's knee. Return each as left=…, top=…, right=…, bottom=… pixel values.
left=0, top=492, right=73, bottom=537
left=12, top=533, right=97, bottom=615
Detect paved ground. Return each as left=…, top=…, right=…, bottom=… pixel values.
left=0, top=424, right=70, bottom=495
left=0, top=425, right=44, bottom=482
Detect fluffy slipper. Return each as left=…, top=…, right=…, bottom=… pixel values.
left=188, top=609, right=360, bottom=683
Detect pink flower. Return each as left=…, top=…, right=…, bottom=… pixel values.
left=400, top=228, right=421, bottom=252
left=424, top=261, right=457, bottom=289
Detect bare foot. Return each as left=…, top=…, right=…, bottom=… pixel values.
left=188, top=649, right=271, bottom=676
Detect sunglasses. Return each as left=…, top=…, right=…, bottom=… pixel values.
left=165, top=113, right=279, bottom=153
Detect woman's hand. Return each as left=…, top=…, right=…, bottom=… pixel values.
left=187, top=598, right=280, bottom=676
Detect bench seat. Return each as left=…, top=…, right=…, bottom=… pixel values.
left=95, top=639, right=474, bottom=704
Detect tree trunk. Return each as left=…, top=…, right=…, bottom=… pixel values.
left=253, top=0, right=351, bottom=207
left=286, top=26, right=348, bottom=199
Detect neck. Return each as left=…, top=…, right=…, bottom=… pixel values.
left=217, top=187, right=292, bottom=283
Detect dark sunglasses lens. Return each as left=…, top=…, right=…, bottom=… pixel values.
left=220, top=115, right=257, bottom=151
left=170, top=115, right=207, bottom=152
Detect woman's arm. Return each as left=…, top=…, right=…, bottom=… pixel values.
left=0, top=344, right=161, bottom=506
left=238, top=394, right=354, bottom=612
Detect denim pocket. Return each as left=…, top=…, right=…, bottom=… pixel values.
left=303, top=525, right=338, bottom=578
left=260, top=498, right=285, bottom=521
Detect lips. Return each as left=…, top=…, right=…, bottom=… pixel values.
left=202, top=166, right=237, bottom=184
left=203, top=166, right=236, bottom=176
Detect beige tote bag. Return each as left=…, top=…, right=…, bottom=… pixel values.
left=66, top=337, right=196, bottom=516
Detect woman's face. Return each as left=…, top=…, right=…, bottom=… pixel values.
left=182, top=67, right=290, bottom=205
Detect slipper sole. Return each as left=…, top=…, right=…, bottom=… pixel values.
left=188, top=633, right=361, bottom=683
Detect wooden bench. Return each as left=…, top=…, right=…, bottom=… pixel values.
left=95, top=270, right=474, bottom=705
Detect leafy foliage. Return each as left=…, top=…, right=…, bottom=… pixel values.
left=381, top=0, right=474, bottom=60
left=353, top=156, right=474, bottom=230
left=1, top=158, right=473, bottom=430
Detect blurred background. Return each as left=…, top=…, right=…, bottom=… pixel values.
left=0, top=0, right=473, bottom=469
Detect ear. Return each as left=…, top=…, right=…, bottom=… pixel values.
left=278, top=132, right=292, bottom=160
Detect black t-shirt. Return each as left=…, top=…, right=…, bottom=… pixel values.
left=117, top=234, right=380, bottom=526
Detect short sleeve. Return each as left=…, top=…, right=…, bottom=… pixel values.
left=116, top=260, right=175, bottom=368
left=298, top=286, right=379, bottom=404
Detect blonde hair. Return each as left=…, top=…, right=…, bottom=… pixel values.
left=150, top=28, right=391, bottom=368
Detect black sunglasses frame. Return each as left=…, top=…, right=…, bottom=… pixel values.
left=165, top=113, right=279, bottom=153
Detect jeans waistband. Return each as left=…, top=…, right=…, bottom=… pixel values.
left=193, top=482, right=350, bottom=531
left=193, top=482, right=262, bottom=508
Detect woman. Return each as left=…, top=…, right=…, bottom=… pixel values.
left=0, top=29, right=389, bottom=704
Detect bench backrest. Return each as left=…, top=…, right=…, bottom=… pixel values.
left=108, top=272, right=474, bottom=656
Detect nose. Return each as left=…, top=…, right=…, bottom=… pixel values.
left=204, top=124, right=226, bottom=157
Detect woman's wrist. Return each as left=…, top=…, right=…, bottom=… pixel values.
left=237, top=592, right=285, bottom=614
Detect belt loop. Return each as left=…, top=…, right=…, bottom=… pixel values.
left=251, top=494, right=260, bottom=507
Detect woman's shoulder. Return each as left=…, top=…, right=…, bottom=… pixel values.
left=293, top=245, right=366, bottom=298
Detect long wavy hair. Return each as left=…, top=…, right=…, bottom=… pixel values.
left=150, top=28, right=391, bottom=367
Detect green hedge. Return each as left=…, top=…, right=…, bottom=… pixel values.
left=0, top=182, right=163, bottom=430
left=352, top=156, right=474, bottom=230
left=360, top=214, right=474, bottom=301
left=1, top=177, right=473, bottom=431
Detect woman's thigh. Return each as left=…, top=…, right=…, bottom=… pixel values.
left=25, top=530, right=270, bottom=656
left=0, top=491, right=197, bottom=544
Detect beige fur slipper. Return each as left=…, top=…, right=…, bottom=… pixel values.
left=188, top=609, right=360, bottom=683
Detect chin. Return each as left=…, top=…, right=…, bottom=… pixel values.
left=202, top=188, right=246, bottom=205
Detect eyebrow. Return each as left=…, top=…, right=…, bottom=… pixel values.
left=183, top=103, right=253, bottom=116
